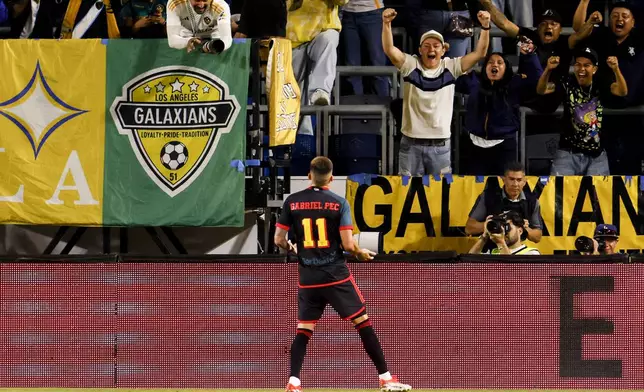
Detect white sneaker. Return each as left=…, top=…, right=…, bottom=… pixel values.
left=379, top=375, right=412, bottom=391
left=310, top=89, right=330, bottom=106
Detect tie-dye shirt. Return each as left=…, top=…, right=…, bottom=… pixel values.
left=557, top=76, right=607, bottom=157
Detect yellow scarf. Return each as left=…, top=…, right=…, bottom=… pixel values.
left=60, top=0, right=120, bottom=39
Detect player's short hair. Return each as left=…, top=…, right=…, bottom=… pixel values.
left=310, top=156, right=333, bottom=186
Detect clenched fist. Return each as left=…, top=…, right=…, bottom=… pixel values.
left=588, top=11, right=603, bottom=25
left=607, top=56, right=619, bottom=70
left=546, top=56, right=560, bottom=70
left=519, top=37, right=535, bottom=54
left=478, top=10, right=491, bottom=28
left=382, top=8, right=397, bottom=24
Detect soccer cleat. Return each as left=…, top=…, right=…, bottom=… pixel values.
left=310, top=89, right=330, bottom=106
left=379, top=375, right=412, bottom=391
left=285, top=382, right=303, bottom=392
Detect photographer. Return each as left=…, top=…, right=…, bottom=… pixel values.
left=576, top=224, right=620, bottom=255
left=469, top=211, right=541, bottom=255
left=465, top=162, right=543, bottom=243
left=167, top=0, right=232, bottom=54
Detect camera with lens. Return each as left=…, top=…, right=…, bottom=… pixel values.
left=201, top=39, right=225, bottom=54
left=486, top=213, right=512, bottom=235
left=575, top=236, right=605, bottom=253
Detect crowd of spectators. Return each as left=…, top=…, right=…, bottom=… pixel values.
left=1, top=0, right=644, bottom=177
left=0, top=0, right=633, bottom=256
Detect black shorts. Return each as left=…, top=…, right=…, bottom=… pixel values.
left=298, top=276, right=366, bottom=323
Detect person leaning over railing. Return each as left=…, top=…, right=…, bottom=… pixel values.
left=468, top=211, right=541, bottom=255
left=167, top=0, right=232, bottom=54
left=455, top=42, right=543, bottom=176
left=536, top=47, right=627, bottom=176
left=382, top=8, right=490, bottom=177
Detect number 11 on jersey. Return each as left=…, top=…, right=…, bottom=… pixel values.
left=302, top=218, right=330, bottom=249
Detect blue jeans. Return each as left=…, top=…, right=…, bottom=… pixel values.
left=398, top=135, right=452, bottom=176
left=292, top=29, right=340, bottom=135
left=550, top=149, right=610, bottom=176
left=408, top=9, right=471, bottom=57
left=341, top=9, right=389, bottom=96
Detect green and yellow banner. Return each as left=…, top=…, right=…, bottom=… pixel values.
left=0, top=39, right=249, bottom=226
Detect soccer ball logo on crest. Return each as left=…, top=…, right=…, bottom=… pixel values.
left=160, top=141, right=189, bottom=170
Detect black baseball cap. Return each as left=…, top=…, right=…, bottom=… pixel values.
left=574, top=46, right=599, bottom=65
left=539, top=9, right=563, bottom=24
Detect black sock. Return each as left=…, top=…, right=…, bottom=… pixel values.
left=356, top=321, right=388, bottom=374
left=289, top=329, right=312, bottom=379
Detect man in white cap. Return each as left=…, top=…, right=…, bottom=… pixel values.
left=382, top=8, right=490, bottom=177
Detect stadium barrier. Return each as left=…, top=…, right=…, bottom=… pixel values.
left=0, top=253, right=643, bottom=389
left=0, top=39, right=254, bottom=227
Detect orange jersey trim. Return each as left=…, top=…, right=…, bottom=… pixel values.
left=298, top=275, right=352, bottom=289
left=276, top=223, right=290, bottom=230
left=350, top=276, right=365, bottom=303
left=339, top=225, right=353, bottom=231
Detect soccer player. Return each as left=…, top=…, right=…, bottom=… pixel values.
left=274, top=157, right=412, bottom=392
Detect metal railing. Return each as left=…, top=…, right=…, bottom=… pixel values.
left=306, top=64, right=644, bottom=175
left=254, top=103, right=394, bottom=174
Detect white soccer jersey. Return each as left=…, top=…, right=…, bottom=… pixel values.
left=167, top=0, right=232, bottom=52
